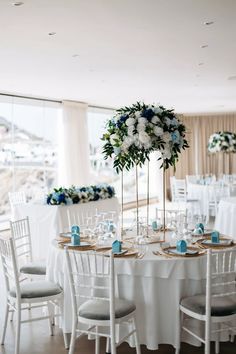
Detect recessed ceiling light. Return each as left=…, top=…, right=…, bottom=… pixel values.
left=12, top=1, right=24, bottom=6
left=200, top=45, right=208, bottom=48
left=48, top=32, right=56, bottom=36
left=198, top=62, right=204, bottom=66
left=72, top=54, right=79, bottom=58
left=228, top=75, right=236, bottom=81
left=204, top=21, right=214, bottom=26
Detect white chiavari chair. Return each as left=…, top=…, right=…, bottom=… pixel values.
left=8, top=191, right=26, bottom=208
left=176, top=248, right=236, bottom=354
left=0, top=237, right=63, bottom=354
left=65, top=249, right=140, bottom=354
left=10, top=217, right=46, bottom=277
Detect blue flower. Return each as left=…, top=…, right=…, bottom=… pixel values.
left=171, top=130, right=180, bottom=143
left=142, top=109, right=155, bottom=121
left=116, top=115, right=128, bottom=128
left=47, top=195, right=52, bottom=205
left=58, top=193, right=66, bottom=204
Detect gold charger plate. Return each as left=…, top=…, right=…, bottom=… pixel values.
left=196, top=237, right=236, bottom=249
left=161, top=246, right=206, bottom=258
left=56, top=239, right=96, bottom=251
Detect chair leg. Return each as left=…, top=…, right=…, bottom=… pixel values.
left=204, top=319, right=211, bottom=354
left=215, top=323, right=220, bottom=354
left=47, top=303, right=54, bottom=336
left=95, top=326, right=100, bottom=354
left=1, top=303, right=9, bottom=345
left=132, top=316, right=141, bottom=354
left=68, top=319, right=77, bottom=354
left=106, top=338, right=111, bottom=354
left=15, top=306, right=21, bottom=354
left=175, top=309, right=182, bottom=354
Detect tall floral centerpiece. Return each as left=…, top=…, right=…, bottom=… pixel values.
left=102, top=102, right=189, bottom=237
left=208, top=131, right=236, bottom=175
left=208, top=132, right=236, bottom=153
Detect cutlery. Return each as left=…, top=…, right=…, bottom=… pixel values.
left=136, top=252, right=145, bottom=259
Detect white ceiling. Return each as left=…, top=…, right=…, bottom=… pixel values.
left=0, top=0, right=236, bottom=113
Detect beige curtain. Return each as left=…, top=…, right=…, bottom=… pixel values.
left=166, top=113, right=236, bottom=196
left=58, top=101, right=91, bottom=186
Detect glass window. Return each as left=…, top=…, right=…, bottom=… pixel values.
left=0, top=95, right=61, bottom=219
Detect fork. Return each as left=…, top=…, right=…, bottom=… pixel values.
left=136, top=252, right=145, bottom=259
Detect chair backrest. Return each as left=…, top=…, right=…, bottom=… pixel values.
left=205, top=248, right=236, bottom=319
left=186, top=175, right=200, bottom=185
left=0, top=237, right=21, bottom=298
left=10, top=217, right=33, bottom=265
left=65, top=249, right=115, bottom=322
left=172, top=178, right=187, bottom=202
left=156, top=208, right=187, bottom=226
left=8, top=191, right=26, bottom=208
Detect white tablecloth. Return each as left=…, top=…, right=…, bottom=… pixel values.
left=47, top=241, right=208, bottom=350
left=187, top=182, right=214, bottom=216
left=13, top=197, right=119, bottom=261
left=215, top=197, right=236, bottom=239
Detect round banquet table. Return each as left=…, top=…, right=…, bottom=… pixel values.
left=187, top=182, right=215, bottom=217
left=215, top=197, right=236, bottom=240
left=46, top=239, right=212, bottom=350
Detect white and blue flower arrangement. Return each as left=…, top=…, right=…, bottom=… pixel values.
left=102, top=101, right=189, bottom=172
left=46, top=184, right=115, bottom=205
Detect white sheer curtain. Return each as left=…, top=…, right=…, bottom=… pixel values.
left=58, top=101, right=90, bottom=186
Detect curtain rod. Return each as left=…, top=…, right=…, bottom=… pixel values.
left=0, top=92, right=115, bottom=111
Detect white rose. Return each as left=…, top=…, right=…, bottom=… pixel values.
left=151, top=116, right=160, bottom=124
left=126, top=117, right=136, bottom=126
left=165, top=117, right=172, bottom=126
left=137, top=123, right=146, bottom=132
left=154, top=126, right=163, bottom=136
left=138, top=117, right=147, bottom=125
left=135, top=112, right=141, bottom=118
left=162, top=146, right=172, bottom=159
left=162, top=132, right=171, bottom=143
left=127, top=126, right=134, bottom=136
left=139, top=131, right=151, bottom=145
left=110, top=133, right=119, bottom=145
left=154, top=107, right=162, bottom=114
left=121, top=136, right=133, bottom=152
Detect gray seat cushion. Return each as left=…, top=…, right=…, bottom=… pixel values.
left=10, top=281, right=62, bottom=299
left=20, top=261, right=46, bottom=275
left=181, top=294, right=236, bottom=317
left=79, top=298, right=136, bottom=320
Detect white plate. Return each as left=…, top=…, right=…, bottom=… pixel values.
left=59, top=232, right=71, bottom=238
left=66, top=241, right=91, bottom=247
left=201, top=239, right=233, bottom=246
left=167, top=249, right=199, bottom=256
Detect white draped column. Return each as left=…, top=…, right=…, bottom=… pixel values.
left=58, top=101, right=90, bottom=186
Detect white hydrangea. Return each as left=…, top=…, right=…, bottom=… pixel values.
left=127, top=126, right=134, bottom=136
left=110, top=133, right=119, bottom=145
left=154, top=107, right=162, bottom=114
left=139, top=131, right=151, bottom=145
left=138, top=117, right=147, bottom=125
left=126, top=117, right=136, bottom=126
left=162, top=148, right=172, bottom=160
left=154, top=126, right=163, bottom=136
left=121, top=136, right=134, bottom=152
left=162, top=132, right=172, bottom=143
left=151, top=116, right=160, bottom=124
left=137, top=123, right=146, bottom=133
